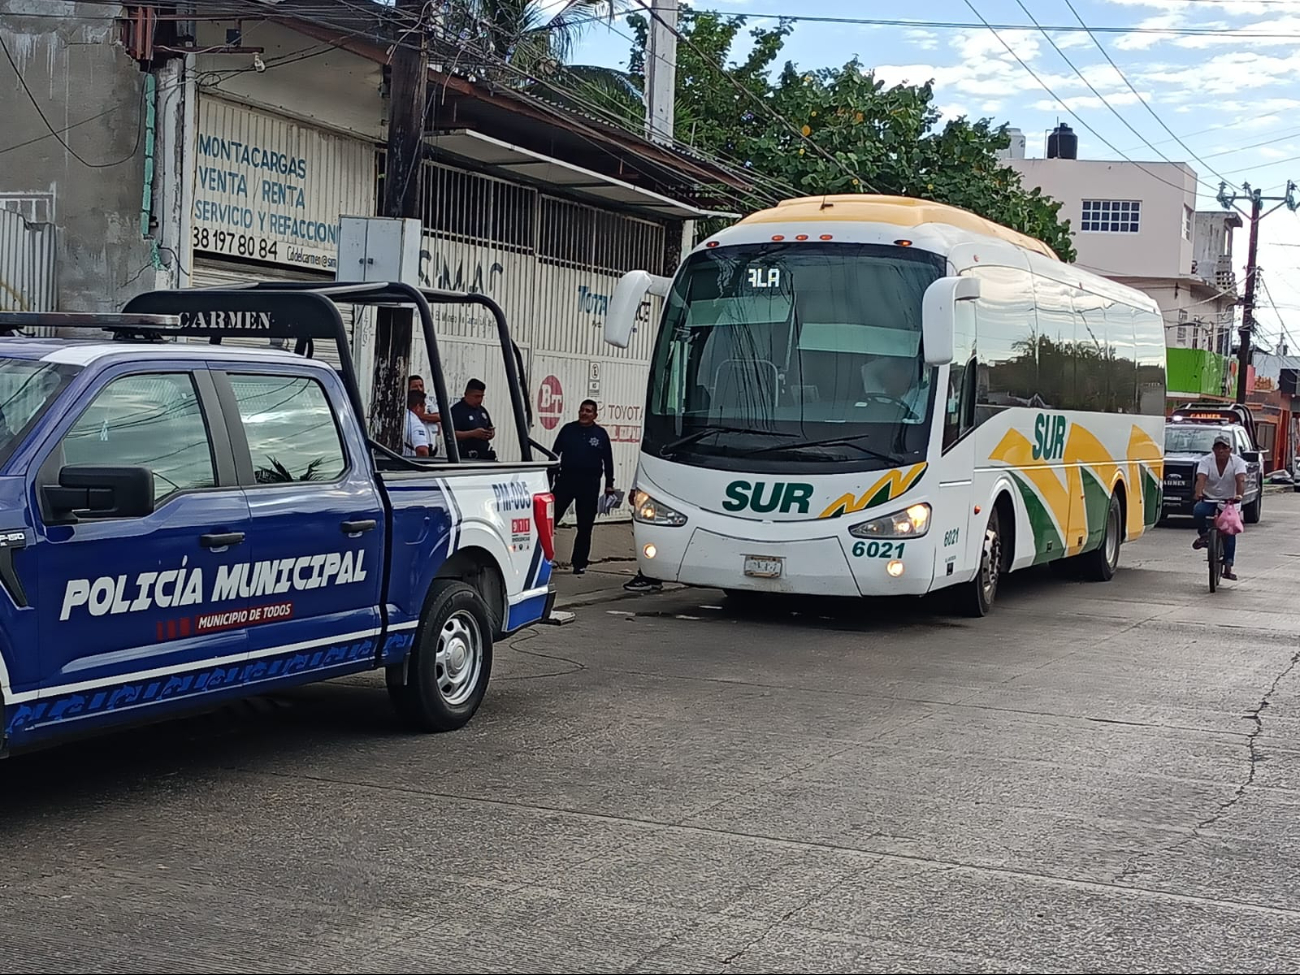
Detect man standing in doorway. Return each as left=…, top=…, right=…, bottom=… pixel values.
left=552, top=399, right=616, bottom=575
left=451, top=378, right=498, bottom=461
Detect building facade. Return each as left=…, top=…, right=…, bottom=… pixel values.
left=1, top=0, right=746, bottom=521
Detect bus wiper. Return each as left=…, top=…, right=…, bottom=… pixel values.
left=659, top=426, right=795, bottom=457
left=742, top=436, right=905, bottom=465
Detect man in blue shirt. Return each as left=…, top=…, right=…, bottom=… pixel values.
left=450, top=378, right=497, bottom=461
left=551, top=399, right=616, bottom=574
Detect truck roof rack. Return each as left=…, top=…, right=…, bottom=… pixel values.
left=0, top=281, right=545, bottom=465
left=118, top=280, right=542, bottom=464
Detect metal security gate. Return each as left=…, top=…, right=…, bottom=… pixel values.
left=0, top=207, right=57, bottom=327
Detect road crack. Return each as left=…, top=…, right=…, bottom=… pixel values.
left=1115, top=648, right=1300, bottom=885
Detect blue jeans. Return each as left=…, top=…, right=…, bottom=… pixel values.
left=1194, top=500, right=1236, bottom=564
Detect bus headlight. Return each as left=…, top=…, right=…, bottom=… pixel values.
left=632, top=491, right=689, bottom=527
left=849, top=503, right=931, bottom=539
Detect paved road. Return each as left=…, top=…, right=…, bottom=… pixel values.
left=5, top=495, right=1300, bottom=973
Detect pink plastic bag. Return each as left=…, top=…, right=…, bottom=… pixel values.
left=1216, top=502, right=1244, bottom=536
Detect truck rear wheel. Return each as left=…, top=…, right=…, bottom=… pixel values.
left=387, top=579, right=494, bottom=732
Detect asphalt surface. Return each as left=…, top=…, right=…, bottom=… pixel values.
left=5, top=493, right=1300, bottom=973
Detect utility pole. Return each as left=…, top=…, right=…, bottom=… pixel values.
left=371, top=0, right=430, bottom=451
left=644, top=0, right=678, bottom=146
left=1219, top=179, right=1299, bottom=404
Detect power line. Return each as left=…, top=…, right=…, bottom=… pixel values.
left=1011, top=0, right=1190, bottom=175
left=672, top=8, right=1300, bottom=39
left=1058, top=0, right=1236, bottom=189
left=0, top=30, right=145, bottom=168
left=960, top=0, right=1224, bottom=198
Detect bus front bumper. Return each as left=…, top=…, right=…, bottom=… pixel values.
left=634, top=523, right=935, bottom=597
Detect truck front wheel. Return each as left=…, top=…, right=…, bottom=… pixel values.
left=387, top=579, right=494, bottom=732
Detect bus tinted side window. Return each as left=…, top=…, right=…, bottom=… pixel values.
left=1134, top=306, right=1167, bottom=415
left=942, top=294, right=976, bottom=450
left=972, top=265, right=1039, bottom=422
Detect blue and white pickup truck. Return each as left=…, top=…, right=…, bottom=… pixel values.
left=0, top=281, right=557, bottom=756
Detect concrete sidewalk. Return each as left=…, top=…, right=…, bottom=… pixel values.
left=550, top=520, right=681, bottom=610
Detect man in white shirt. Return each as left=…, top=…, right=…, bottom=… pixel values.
left=403, top=388, right=431, bottom=458
left=1192, top=434, right=1247, bottom=580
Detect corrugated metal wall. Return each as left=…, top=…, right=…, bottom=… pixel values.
left=0, top=206, right=57, bottom=315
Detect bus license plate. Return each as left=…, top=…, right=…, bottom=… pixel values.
left=744, top=556, right=783, bottom=578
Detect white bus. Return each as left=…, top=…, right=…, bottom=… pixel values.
left=603, top=195, right=1166, bottom=615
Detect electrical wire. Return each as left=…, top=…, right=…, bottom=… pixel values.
left=961, top=0, right=1227, bottom=199
left=1058, top=0, right=1236, bottom=189
left=0, top=30, right=146, bottom=168
left=674, top=8, right=1300, bottom=39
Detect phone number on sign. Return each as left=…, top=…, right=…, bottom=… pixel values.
left=193, top=226, right=280, bottom=261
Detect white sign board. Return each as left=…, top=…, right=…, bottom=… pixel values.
left=192, top=98, right=376, bottom=273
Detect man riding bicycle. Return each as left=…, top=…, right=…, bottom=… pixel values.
left=1192, top=434, right=1248, bottom=581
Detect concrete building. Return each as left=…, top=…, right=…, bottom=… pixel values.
left=1007, top=142, right=1241, bottom=393
left=1, top=0, right=749, bottom=519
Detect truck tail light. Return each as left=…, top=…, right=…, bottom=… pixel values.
left=534, top=492, right=555, bottom=561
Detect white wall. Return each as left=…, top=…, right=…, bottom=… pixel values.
left=1009, top=158, right=1197, bottom=281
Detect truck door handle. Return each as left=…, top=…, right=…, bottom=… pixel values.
left=200, top=531, right=245, bottom=549
left=341, top=519, right=377, bottom=534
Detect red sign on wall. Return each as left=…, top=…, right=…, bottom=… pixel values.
left=538, top=375, right=564, bottom=430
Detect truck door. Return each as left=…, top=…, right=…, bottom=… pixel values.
left=25, top=367, right=251, bottom=730
left=215, top=368, right=385, bottom=682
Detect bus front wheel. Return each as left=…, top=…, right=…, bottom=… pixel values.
left=958, top=507, right=1003, bottom=618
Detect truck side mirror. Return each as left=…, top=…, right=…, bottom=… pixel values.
left=604, top=270, right=672, bottom=349
left=921, top=276, right=980, bottom=367
left=1241, top=449, right=1261, bottom=464
left=44, top=465, right=155, bottom=521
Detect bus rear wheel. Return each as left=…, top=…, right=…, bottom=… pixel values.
left=958, top=507, right=1002, bottom=618
left=1080, top=493, right=1122, bottom=582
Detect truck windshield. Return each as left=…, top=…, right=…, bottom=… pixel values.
left=0, top=358, right=77, bottom=466
left=644, top=242, right=944, bottom=471
left=1165, top=426, right=1229, bottom=454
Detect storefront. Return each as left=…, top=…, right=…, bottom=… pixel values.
left=188, top=96, right=377, bottom=366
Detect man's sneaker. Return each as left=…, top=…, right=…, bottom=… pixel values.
left=1193, top=535, right=1208, bottom=550
left=623, top=575, right=662, bottom=593
left=573, top=566, right=586, bottom=576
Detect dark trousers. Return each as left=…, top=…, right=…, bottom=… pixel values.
left=1195, top=500, right=1237, bottom=564
left=554, top=471, right=600, bottom=569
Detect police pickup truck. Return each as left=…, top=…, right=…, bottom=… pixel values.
left=1162, top=402, right=1265, bottom=524
left=0, top=281, right=557, bottom=756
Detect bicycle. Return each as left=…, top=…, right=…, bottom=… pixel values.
left=1204, top=498, right=1238, bottom=593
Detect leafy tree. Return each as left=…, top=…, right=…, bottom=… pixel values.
left=623, top=8, right=1075, bottom=260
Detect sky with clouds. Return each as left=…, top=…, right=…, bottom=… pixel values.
left=570, top=0, right=1300, bottom=353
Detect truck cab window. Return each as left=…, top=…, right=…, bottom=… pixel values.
left=59, top=372, right=215, bottom=502
left=228, top=374, right=347, bottom=484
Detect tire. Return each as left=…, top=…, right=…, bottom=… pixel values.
left=1080, top=492, right=1122, bottom=582
left=1208, top=529, right=1221, bottom=593
left=387, top=579, right=494, bottom=732
left=1244, top=485, right=1262, bottom=524
left=957, top=507, right=1003, bottom=618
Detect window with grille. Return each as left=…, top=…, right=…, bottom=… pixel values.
left=1081, top=199, right=1141, bottom=233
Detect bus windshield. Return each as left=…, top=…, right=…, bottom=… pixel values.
left=644, top=242, right=945, bottom=471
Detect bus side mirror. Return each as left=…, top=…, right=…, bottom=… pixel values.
left=921, top=276, right=980, bottom=367
left=604, top=270, right=671, bottom=349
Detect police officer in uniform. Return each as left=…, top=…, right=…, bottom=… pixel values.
left=450, top=378, right=497, bottom=461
